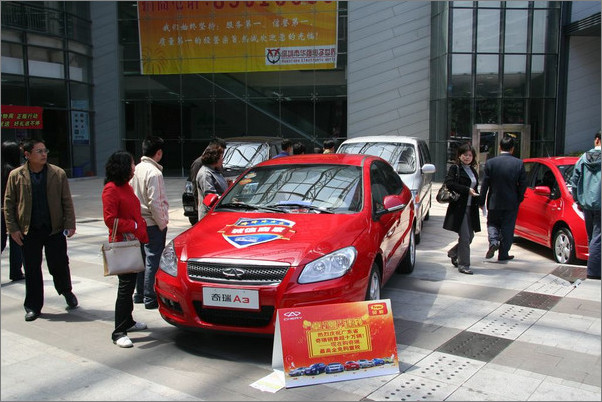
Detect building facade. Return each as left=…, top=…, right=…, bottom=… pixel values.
left=1, top=1, right=600, bottom=180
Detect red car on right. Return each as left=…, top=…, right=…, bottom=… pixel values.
left=514, top=157, right=588, bottom=264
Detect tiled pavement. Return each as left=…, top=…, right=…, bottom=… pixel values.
left=1, top=177, right=600, bottom=401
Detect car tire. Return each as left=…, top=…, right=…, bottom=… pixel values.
left=188, top=216, right=198, bottom=225
left=553, top=227, right=576, bottom=264
left=397, top=226, right=416, bottom=274
left=365, top=263, right=381, bottom=301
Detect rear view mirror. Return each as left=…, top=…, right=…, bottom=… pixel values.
left=533, top=185, right=551, bottom=197
left=203, top=193, right=220, bottom=208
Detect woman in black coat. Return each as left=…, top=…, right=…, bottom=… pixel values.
left=442, top=143, right=481, bottom=274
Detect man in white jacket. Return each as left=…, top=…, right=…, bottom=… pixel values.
left=130, top=136, right=169, bottom=309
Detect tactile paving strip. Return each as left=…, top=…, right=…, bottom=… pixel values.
left=467, top=303, right=546, bottom=340
left=435, top=331, right=513, bottom=362
left=506, top=291, right=562, bottom=310
left=552, top=265, right=587, bottom=283
left=366, top=373, right=458, bottom=401
left=523, top=274, right=574, bottom=297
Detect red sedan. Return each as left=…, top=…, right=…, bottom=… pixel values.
left=155, top=154, right=416, bottom=334
left=515, top=157, right=588, bottom=264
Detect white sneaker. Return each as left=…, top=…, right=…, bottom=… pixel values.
left=114, top=336, right=133, bottom=348
left=127, top=322, right=147, bottom=332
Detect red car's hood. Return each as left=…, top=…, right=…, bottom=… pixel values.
left=174, top=212, right=368, bottom=266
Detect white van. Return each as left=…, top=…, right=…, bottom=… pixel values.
left=337, top=136, right=436, bottom=243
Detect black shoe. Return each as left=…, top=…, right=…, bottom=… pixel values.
left=145, top=300, right=158, bottom=310
left=458, top=267, right=473, bottom=275
left=451, top=257, right=458, bottom=267
left=10, top=274, right=25, bottom=282
left=25, top=311, right=40, bottom=321
left=64, top=292, right=78, bottom=308
left=498, top=255, right=515, bottom=261
left=586, top=275, right=601, bottom=280
left=485, top=244, right=499, bottom=259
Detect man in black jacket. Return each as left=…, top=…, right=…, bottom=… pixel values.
left=479, top=136, right=527, bottom=261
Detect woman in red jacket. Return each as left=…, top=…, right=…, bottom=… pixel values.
left=102, top=151, right=150, bottom=348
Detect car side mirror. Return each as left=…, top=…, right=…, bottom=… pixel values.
left=203, top=193, right=220, bottom=208
left=533, top=185, right=551, bottom=197
left=421, top=163, right=436, bottom=174
left=382, top=194, right=407, bottom=213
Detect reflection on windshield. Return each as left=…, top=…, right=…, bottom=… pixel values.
left=219, top=165, right=363, bottom=213
left=223, top=143, right=268, bottom=169
left=338, top=142, right=415, bottom=173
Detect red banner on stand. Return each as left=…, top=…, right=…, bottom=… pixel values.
left=1, top=105, right=44, bottom=129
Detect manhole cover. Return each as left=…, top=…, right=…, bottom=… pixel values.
left=506, top=291, right=561, bottom=310
left=435, top=331, right=513, bottom=362
left=552, top=265, right=587, bottom=283
left=467, top=303, right=546, bottom=340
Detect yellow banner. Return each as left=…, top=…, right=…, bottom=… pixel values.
left=137, top=1, right=338, bottom=74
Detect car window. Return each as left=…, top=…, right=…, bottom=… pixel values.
left=533, top=164, right=560, bottom=199
left=418, top=141, right=432, bottom=165
left=223, top=142, right=269, bottom=169
left=219, top=164, right=363, bottom=213
left=370, top=161, right=402, bottom=212
left=396, top=146, right=415, bottom=174
left=338, top=142, right=401, bottom=167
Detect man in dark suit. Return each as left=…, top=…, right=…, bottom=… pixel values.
left=479, top=136, right=527, bottom=261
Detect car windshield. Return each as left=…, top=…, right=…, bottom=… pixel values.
left=338, top=142, right=416, bottom=174
left=218, top=164, right=363, bottom=213
left=223, top=142, right=269, bottom=169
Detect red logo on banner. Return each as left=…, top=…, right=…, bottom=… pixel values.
left=1, top=105, right=44, bottom=129
left=368, top=302, right=388, bottom=316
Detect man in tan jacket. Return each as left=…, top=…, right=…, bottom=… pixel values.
left=4, top=138, right=78, bottom=321
left=130, top=136, right=169, bottom=309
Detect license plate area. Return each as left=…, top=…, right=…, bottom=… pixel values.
left=202, top=287, right=259, bottom=310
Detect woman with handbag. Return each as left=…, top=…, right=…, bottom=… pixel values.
left=102, top=151, right=150, bottom=348
left=442, top=143, right=481, bottom=275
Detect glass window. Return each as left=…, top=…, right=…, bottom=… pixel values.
left=503, top=55, right=526, bottom=97
left=530, top=55, right=557, bottom=98
left=477, top=8, right=500, bottom=52
left=27, top=33, right=62, bottom=48
left=502, top=99, right=525, bottom=123
left=477, top=1, right=500, bottom=8
left=28, top=46, right=64, bottom=79
left=476, top=54, right=499, bottom=97
left=505, top=1, right=529, bottom=8
left=451, top=54, right=473, bottom=97
left=504, top=10, right=528, bottom=53
left=70, top=82, right=90, bottom=110
left=475, top=98, right=499, bottom=124
left=68, top=52, right=90, bottom=82
left=0, top=74, right=26, bottom=105
left=450, top=98, right=472, bottom=138
left=1, top=42, right=24, bottom=75
left=452, top=8, right=473, bottom=52
left=29, top=77, right=67, bottom=108
left=532, top=9, right=559, bottom=53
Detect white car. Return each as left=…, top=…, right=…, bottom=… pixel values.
left=337, top=136, right=436, bottom=244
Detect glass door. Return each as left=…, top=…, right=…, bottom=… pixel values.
left=472, top=124, right=530, bottom=176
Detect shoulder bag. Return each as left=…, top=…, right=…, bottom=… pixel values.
left=101, top=218, right=145, bottom=276
left=436, top=165, right=460, bottom=204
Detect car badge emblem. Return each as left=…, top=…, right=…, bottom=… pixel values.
left=219, top=218, right=296, bottom=248
left=222, top=268, right=245, bottom=279
left=283, top=311, right=301, bottom=317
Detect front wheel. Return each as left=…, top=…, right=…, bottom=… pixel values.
left=365, top=264, right=381, bottom=301
left=553, top=227, right=576, bottom=264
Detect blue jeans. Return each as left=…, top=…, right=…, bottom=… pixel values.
left=584, top=209, right=601, bottom=277
left=135, top=225, right=167, bottom=306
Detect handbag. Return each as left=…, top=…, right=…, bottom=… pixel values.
left=436, top=165, right=460, bottom=203
left=101, top=218, right=145, bottom=276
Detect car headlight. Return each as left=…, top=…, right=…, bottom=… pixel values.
left=298, top=246, right=357, bottom=284
left=159, top=241, right=178, bottom=277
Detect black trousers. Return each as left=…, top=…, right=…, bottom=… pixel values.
left=21, top=227, right=72, bottom=314
left=112, top=272, right=137, bottom=341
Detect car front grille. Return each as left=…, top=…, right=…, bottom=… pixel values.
left=186, top=260, right=289, bottom=285
left=192, top=301, right=275, bottom=327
